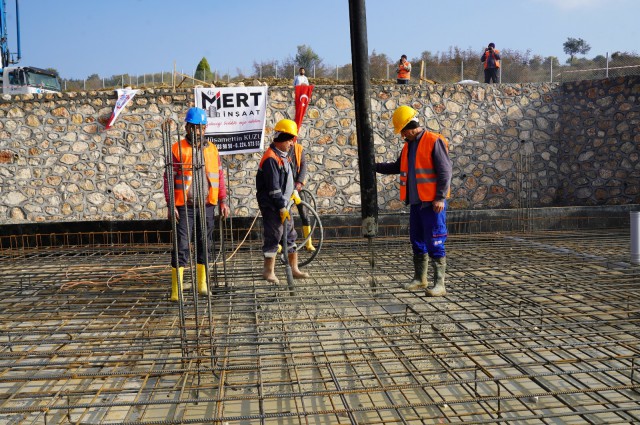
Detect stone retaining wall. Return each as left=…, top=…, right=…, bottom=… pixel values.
left=0, top=76, right=638, bottom=224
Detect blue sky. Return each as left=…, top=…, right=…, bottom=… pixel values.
left=4, top=0, right=639, bottom=79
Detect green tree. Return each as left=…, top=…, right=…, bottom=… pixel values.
left=294, top=44, right=322, bottom=72
left=369, top=50, right=391, bottom=79
left=563, top=37, right=591, bottom=63
left=195, top=57, right=214, bottom=82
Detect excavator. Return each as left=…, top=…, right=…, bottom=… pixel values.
left=1, top=0, right=61, bottom=94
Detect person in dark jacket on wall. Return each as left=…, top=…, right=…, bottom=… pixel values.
left=256, top=119, right=310, bottom=283
left=375, top=106, right=453, bottom=297
left=481, top=42, right=501, bottom=83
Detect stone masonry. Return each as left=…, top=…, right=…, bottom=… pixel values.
left=0, top=76, right=638, bottom=224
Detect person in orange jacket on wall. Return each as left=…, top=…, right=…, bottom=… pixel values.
left=481, top=42, right=501, bottom=83
left=397, top=54, right=411, bottom=84
left=375, top=106, right=453, bottom=297
left=164, top=107, right=230, bottom=302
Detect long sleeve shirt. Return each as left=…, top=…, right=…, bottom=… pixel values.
left=376, top=131, right=452, bottom=204
left=163, top=142, right=227, bottom=205
left=256, top=144, right=294, bottom=211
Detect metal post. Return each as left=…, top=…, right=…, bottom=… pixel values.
left=348, top=0, right=378, bottom=238
left=387, top=64, right=389, bottom=80
left=606, top=52, right=609, bottom=78
left=336, top=65, right=338, bottom=80
left=461, top=60, right=464, bottom=82
left=313, top=64, right=315, bottom=78
left=550, top=59, right=553, bottom=83
left=631, top=212, right=640, bottom=264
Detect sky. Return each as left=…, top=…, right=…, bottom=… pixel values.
left=3, top=0, right=639, bottom=80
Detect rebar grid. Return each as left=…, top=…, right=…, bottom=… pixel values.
left=1, top=227, right=639, bottom=424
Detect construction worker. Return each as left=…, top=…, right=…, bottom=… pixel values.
left=289, top=140, right=316, bottom=251
left=256, top=119, right=310, bottom=283
left=165, top=107, right=230, bottom=302
left=397, top=54, right=411, bottom=84
left=481, top=42, right=501, bottom=83
left=375, top=106, right=452, bottom=297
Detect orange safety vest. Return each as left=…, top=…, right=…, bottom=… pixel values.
left=397, top=61, right=411, bottom=79
left=172, top=139, right=220, bottom=206
left=292, top=143, right=303, bottom=174
left=483, top=49, right=501, bottom=69
left=399, top=131, right=450, bottom=202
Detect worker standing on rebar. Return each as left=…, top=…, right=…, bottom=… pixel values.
left=256, top=119, right=310, bottom=283
left=165, top=107, right=230, bottom=302
left=375, top=106, right=452, bottom=297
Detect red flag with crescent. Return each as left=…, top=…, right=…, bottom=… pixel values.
left=294, top=84, right=314, bottom=130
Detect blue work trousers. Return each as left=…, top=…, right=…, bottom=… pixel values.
left=409, top=202, right=448, bottom=258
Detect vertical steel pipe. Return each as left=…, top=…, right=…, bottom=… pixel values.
left=348, top=0, right=378, bottom=238
left=631, top=211, right=640, bottom=264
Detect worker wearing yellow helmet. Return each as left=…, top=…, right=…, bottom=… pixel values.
left=376, top=105, right=453, bottom=297
left=256, top=119, right=310, bottom=283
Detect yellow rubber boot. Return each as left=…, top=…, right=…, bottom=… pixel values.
left=170, top=267, right=184, bottom=302
left=196, top=264, right=208, bottom=296
left=303, top=225, right=316, bottom=252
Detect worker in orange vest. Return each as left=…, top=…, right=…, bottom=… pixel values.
left=164, top=107, right=230, bottom=302
left=376, top=106, right=453, bottom=297
left=397, top=54, right=411, bottom=84
left=481, top=42, right=501, bottom=83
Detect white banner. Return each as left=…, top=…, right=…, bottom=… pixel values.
left=105, top=88, right=139, bottom=129
left=194, top=86, right=268, bottom=155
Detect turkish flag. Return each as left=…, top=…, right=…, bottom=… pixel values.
left=294, top=85, right=314, bottom=130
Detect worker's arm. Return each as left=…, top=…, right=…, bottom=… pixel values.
left=262, top=158, right=288, bottom=210
left=375, top=155, right=401, bottom=175
left=217, top=154, right=230, bottom=218
left=431, top=139, right=453, bottom=213
left=295, top=149, right=307, bottom=191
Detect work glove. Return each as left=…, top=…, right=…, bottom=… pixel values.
left=279, top=208, right=290, bottom=223
left=291, top=190, right=302, bottom=205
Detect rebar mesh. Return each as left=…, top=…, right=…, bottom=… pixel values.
left=1, top=225, right=639, bottom=424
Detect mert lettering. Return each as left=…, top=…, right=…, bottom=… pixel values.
left=201, top=91, right=264, bottom=110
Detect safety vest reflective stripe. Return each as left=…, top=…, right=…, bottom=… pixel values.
left=269, top=189, right=282, bottom=196
left=172, top=139, right=221, bottom=206
left=399, top=131, right=449, bottom=202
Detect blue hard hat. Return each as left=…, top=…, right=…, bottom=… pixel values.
left=185, top=107, right=207, bottom=125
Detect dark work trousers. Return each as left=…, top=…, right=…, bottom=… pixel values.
left=484, top=68, right=499, bottom=83
left=260, top=207, right=297, bottom=257
left=295, top=202, right=310, bottom=226
left=171, top=204, right=215, bottom=267
left=409, top=202, right=448, bottom=258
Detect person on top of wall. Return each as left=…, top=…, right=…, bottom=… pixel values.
left=375, top=105, right=453, bottom=297
left=397, top=54, right=412, bottom=84
left=481, top=42, right=501, bottom=83
left=256, top=119, right=310, bottom=283
left=294, top=67, right=309, bottom=87
left=164, top=107, right=230, bottom=302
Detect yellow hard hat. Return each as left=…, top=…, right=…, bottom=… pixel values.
left=392, top=105, right=418, bottom=134
left=274, top=119, right=298, bottom=137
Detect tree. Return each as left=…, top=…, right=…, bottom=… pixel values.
left=369, top=50, right=391, bottom=79
left=195, top=57, right=213, bottom=82
left=563, top=37, right=591, bottom=63
left=294, top=44, right=322, bottom=72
